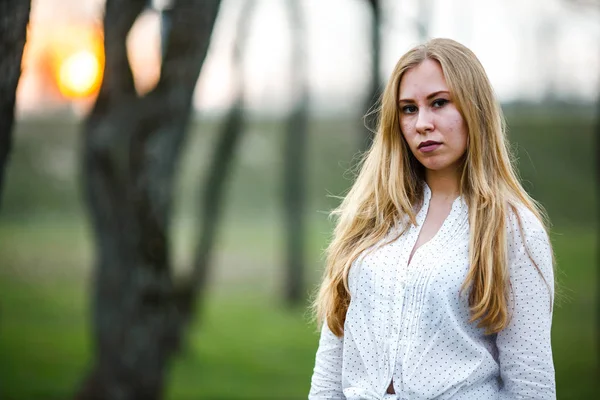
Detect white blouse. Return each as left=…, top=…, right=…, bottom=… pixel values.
left=309, top=185, right=555, bottom=400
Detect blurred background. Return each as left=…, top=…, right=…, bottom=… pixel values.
left=0, top=0, right=598, bottom=399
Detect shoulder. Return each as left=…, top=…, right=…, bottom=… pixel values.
left=505, top=203, right=554, bottom=287
left=505, top=203, right=549, bottom=247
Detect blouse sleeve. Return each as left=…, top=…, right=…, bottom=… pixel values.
left=308, top=321, right=344, bottom=399
left=497, top=210, right=556, bottom=399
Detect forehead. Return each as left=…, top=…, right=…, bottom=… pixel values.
left=398, top=59, right=450, bottom=99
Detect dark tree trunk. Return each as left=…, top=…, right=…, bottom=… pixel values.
left=189, top=102, right=244, bottom=315
left=283, top=0, right=309, bottom=305
left=596, top=79, right=600, bottom=365
left=76, top=1, right=221, bottom=399
left=184, top=0, right=255, bottom=322
left=0, top=0, right=30, bottom=206
left=361, top=0, right=381, bottom=151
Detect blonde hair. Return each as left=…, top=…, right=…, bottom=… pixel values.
left=314, top=38, right=553, bottom=337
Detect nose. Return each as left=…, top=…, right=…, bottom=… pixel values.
left=415, top=108, right=434, bottom=135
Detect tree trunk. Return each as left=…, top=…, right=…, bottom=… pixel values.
left=183, top=0, right=256, bottom=323
left=586, top=2, right=600, bottom=372
left=361, top=0, right=381, bottom=151
left=0, top=0, right=30, bottom=206
left=76, top=1, right=221, bottom=399
left=283, top=0, right=309, bottom=305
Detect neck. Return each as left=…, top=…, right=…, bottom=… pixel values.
left=425, top=169, right=460, bottom=202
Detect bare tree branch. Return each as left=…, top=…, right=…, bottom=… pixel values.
left=361, top=0, right=381, bottom=150
left=182, top=0, right=256, bottom=320
left=78, top=1, right=221, bottom=398
left=283, top=0, right=309, bottom=305
left=0, top=0, right=30, bottom=206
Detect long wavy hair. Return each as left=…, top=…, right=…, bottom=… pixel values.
left=313, top=38, right=553, bottom=337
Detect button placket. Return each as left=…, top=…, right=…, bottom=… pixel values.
left=380, top=247, right=405, bottom=398
left=390, top=259, right=408, bottom=372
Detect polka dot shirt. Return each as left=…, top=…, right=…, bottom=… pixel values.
left=309, top=184, right=556, bottom=399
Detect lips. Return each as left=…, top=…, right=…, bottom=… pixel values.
left=418, top=140, right=441, bottom=149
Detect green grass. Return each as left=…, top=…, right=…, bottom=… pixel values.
left=166, top=294, right=317, bottom=400
left=0, top=277, right=91, bottom=400
left=0, top=275, right=319, bottom=400
left=0, top=215, right=326, bottom=400
left=548, top=227, right=599, bottom=399
left=0, top=112, right=597, bottom=398
left=0, top=220, right=597, bottom=399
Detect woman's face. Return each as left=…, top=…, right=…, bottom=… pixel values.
left=398, top=59, right=468, bottom=177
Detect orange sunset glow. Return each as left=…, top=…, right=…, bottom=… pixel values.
left=17, top=10, right=163, bottom=111
left=18, top=21, right=105, bottom=106
left=49, top=25, right=105, bottom=99
left=57, top=49, right=102, bottom=98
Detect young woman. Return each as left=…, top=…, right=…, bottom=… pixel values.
left=309, top=38, right=556, bottom=399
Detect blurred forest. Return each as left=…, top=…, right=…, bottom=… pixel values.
left=0, top=0, right=598, bottom=399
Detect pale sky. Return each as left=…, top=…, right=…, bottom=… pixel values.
left=194, top=0, right=600, bottom=114
left=18, top=0, right=600, bottom=116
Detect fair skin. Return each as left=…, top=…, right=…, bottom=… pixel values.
left=387, top=58, right=468, bottom=394
left=398, top=58, right=468, bottom=198
left=398, top=57, right=468, bottom=263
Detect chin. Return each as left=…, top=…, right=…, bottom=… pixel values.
left=418, top=160, right=448, bottom=171
left=420, top=158, right=463, bottom=175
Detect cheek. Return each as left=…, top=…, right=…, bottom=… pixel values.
left=458, top=120, right=468, bottom=149
left=451, top=116, right=468, bottom=148
left=399, top=120, right=414, bottom=140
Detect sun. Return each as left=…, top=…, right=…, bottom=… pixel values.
left=57, top=49, right=102, bottom=98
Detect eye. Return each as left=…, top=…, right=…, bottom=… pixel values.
left=401, top=104, right=417, bottom=114
left=432, top=98, right=449, bottom=108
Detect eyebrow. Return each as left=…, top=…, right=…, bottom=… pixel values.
left=398, top=90, right=450, bottom=103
